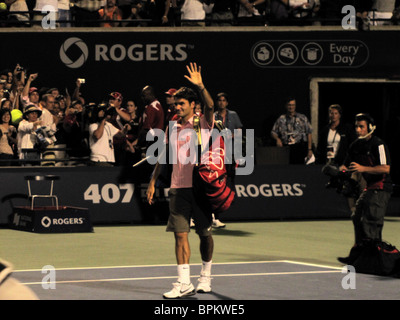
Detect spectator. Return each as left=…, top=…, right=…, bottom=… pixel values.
left=0, top=108, right=17, bottom=166
left=88, top=104, right=129, bottom=166
left=99, top=0, right=123, bottom=27
left=32, top=0, right=58, bottom=28
left=124, top=99, right=142, bottom=165
left=133, top=85, right=164, bottom=157
left=21, top=73, right=40, bottom=110
left=164, top=88, right=177, bottom=123
left=208, top=0, right=236, bottom=26
left=271, top=97, right=313, bottom=164
left=38, top=93, right=58, bottom=166
left=5, top=0, right=30, bottom=27
left=237, top=0, right=266, bottom=26
left=63, top=100, right=90, bottom=165
left=72, top=0, right=105, bottom=27
left=123, top=0, right=152, bottom=27
left=1, top=98, right=12, bottom=110
left=180, top=0, right=207, bottom=26
left=118, top=0, right=134, bottom=19
left=368, top=0, right=396, bottom=25
left=16, top=105, right=42, bottom=165
left=58, top=0, right=72, bottom=27
left=147, top=0, right=173, bottom=26
left=0, top=72, right=8, bottom=102
left=107, top=91, right=131, bottom=165
left=9, top=64, right=25, bottom=110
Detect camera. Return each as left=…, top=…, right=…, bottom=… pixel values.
left=322, top=164, right=359, bottom=197
left=97, top=102, right=116, bottom=117
left=34, top=126, right=57, bottom=150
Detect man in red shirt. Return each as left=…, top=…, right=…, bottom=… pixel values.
left=133, top=85, right=164, bottom=157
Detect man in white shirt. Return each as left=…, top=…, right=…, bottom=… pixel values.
left=89, top=105, right=128, bottom=166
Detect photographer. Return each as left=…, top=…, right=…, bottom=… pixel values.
left=337, top=113, right=392, bottom=265
left=16, top=105, right=42, bottom=165
left=88, top=103, right=129, bottom=167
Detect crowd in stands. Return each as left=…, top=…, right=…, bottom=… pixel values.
left=0, top=64, right=147, bottom=167
left=0, top=0, right=399, bottom=28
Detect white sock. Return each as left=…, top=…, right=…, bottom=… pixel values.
left=201, top=260, right=212, bottom=276
left=177, top=264, right=190, bottom=284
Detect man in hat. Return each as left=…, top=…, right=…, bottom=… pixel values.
left=17, top=105, right=42, bottom=164
left=21, top=73, right=40, bottom=110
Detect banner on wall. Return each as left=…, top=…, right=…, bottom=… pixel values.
left=0, top=165, right=351, bottom=225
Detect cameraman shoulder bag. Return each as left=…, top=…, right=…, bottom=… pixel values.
left=192, top=116, right=235, bottom=213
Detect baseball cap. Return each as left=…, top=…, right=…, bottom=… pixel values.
left=165, top=88, right=177, bottom=96
left=109, top=92, right=123, bottom=101
left=29, top=87, right=38, bottom=94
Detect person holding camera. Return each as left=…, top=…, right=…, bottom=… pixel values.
left=16, top=105, right=43, bottom=165
left=337, top=113, right=392, bottom=264
left=88, top=104, right=129, bottom=166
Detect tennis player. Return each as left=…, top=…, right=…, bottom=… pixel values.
left=146, top=63, right=215, bottom=299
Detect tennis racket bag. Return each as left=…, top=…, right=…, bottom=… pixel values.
left=193, top=118, right=236, bottom=214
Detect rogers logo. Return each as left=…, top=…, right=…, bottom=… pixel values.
left=235, top=183, right=304, bottom=197
left=59, top=37, right=190, bottom=68
left=60, top=37, right=89, bottom=69
left=41, top=216, right=84, bottom=228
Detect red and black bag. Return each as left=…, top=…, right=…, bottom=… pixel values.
left=192, top=117, right=235, bottom=213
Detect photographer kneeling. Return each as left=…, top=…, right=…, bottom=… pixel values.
left=88, top=103, right=129, bottom=167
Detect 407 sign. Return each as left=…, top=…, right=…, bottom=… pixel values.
left=84, top=183, right=135, bottom=204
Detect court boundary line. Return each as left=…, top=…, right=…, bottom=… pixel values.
left=18, top=260, right=343, bottom=286
left=14, top=260, right=341, bottom=273
left=21, top=270, right=342, bottom=286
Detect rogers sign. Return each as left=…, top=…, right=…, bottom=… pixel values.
left=60, top=37, right=189, bottom=69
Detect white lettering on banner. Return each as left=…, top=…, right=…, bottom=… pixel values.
left=94, top=44, right=188, bottom=62
left=84, top=183, right=134, bottom=204
left=235, top=183, right=304, bottom=197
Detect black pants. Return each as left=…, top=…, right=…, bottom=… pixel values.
left=352, top=189, right=391, bottom=244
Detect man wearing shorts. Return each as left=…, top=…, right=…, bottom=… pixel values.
left=146, top=63, right=215, bottom=299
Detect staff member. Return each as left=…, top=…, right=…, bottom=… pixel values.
left=338, top=113, right=392, bottom=264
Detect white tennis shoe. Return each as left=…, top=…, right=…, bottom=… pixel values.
left=163, top=282, right=196, bottom=299
left=196, top=273, right=212, bottom=293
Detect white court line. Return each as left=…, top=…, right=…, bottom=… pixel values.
left=14, top=260, right=291, bottom=273
left=14, top=260, right=341, bottom=273
left=21, top=269, right=342, bottom=286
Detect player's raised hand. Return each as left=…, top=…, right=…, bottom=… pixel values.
left=184, top=62, right=204, bottom=89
